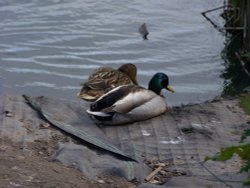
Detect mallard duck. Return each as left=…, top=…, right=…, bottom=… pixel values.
left=78, top=63, right=138, bottom=101
left=86, top=72, right=174, bottom=125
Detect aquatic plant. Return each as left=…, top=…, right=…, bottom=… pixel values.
left=220, top=0, right=250, bottom=96
left=221, top=35, right=250, bottom=95
left=227, top=0, right=246, bottom=28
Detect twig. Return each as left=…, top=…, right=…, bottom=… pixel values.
left=235, top=52, right=250, bottom=79
left=202, top=12, right=224, bottom=33
left=145, top=166, right=162, bottom=182
left=201, top=5, right=228, bottom=14
left=201, top=5, right=230, bottom=33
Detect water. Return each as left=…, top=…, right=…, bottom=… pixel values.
left=0, top=0, right=225, bottom=106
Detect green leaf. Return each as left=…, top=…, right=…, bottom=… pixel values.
left=239, top=95, right=250, bottom=115
left=204, top=155, right=220, bottom=162
left=204, top=144, right=250, bottom=162
left=219, top=147, right=237, bottom=161
left=204, top=141, right=250, bottom=187
left=237, top=145, right=250, bottom=159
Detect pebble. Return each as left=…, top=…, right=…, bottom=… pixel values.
left=97, top=179, right=105, bottom=184
left=39, top=123, right=50, bottom=129
left=16, top=156, right=25, bottom=160
left=5, top=111, right=14, bottom=117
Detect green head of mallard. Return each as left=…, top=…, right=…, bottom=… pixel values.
left=148, top=72, right=174, bottom=95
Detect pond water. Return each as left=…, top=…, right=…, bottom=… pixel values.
left=0, top=0, right=225, bottom=106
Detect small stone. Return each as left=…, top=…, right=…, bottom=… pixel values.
left=11, top=166, right=19, bottom=170
left=97, top=179, right=105, bottom=184
left=149, top=179, right=161, bottom=184
left=9, top=182, right=20, bottom=187
left=39, top=123, right=50, bottom=129
left=156, top=162, right=166, bottom=167
left=5, top=111, right=14, bottom=117
left=25, top=176, right=34, bottom=182
left=0, top=145, right=8, bottom=151
left=16, top=156, right=25, bottom=160
left=106, top=179, right=113, bottom=184
left=159, top=170, right=167, bottom=176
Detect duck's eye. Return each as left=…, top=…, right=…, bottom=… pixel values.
left=161, top=79, right=168, bottom=87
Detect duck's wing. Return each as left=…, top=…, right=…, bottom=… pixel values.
left=79, top=67, right=118, bottom=100
left=83, top=80, right=110, bottom=90
left=91, top=85, right=156, bottom=114
left=86, top=68, right=133, bottom=89
left=112, top=89, right=156, bottom=113
left=86, top=109, right=113, bottom=117
left=78, top=80, right=109, bottom=101
left=85, top=67, right=115, bottom=89
left=79, top=66, right=136, bottom=101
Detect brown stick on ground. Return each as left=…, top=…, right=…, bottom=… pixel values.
left=145, top=166, right=162, bottom=182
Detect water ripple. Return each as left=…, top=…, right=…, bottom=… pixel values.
left=0, top=0, right=225, bottom=106
left=33, top=60, right=99, bottom=69
left=5, top=67, right=86, bottom=80
left=17, top=82, right=79, bottom=90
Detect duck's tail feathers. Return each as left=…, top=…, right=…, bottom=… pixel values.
left=86, top=109, right=113, bottom=117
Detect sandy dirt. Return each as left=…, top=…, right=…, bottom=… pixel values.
left=0, top=137, right=136, bottom=188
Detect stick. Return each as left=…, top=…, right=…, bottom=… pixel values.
left=235, top=52, right=250, bottom=79
left=201, top=5, right=228, bottom=14
left=145, top=166, right=162, bottom=182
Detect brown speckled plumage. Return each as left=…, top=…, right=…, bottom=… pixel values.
left=78, top=64, right=138, bottom=101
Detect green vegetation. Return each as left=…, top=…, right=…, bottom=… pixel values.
left=205, top=94, right=250, bottom=186
left=228, top=0, right=247, bottom=28
left=239, top=94, right=250, bottom=115
left=228, top=0, right=250, bottom=42
left=221, top=36, right=250, bottom=95
left=204, top=143, right=250, bottom=186
left=210, top=1, right=250, bottom=185
left=221, top=0, right=250, bottom=96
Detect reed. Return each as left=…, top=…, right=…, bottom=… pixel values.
left=227, top=0, right=250, bottom=51
left=228, top=0, right=245, bottom=26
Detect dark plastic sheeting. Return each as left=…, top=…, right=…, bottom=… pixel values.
left=0, top=94, right=249, bottom=187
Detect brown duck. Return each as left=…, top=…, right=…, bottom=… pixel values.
left=78, top=63, right=138, bottom=101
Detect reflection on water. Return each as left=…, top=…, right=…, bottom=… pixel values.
left=221, top=33, right=250, bottom=95
left=0, top=0, right=225, bottom=106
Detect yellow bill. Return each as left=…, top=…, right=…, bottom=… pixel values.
left=166, top=85, right=175, bottom=93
